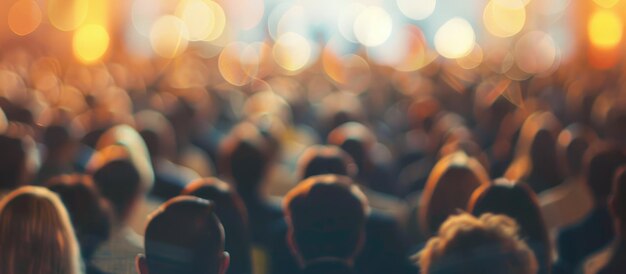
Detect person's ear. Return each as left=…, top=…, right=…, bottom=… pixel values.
left=219, top=251, right=230, bottom=274
left=136, top=254, right=149, bottom=274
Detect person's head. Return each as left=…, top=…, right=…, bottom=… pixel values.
left=284, top=175, right=367, bottom=265
left=609, top=166, right=626, bottom=236
left=182, top=178, right=251, bottom=274
left=0, top=186, right=82, bottom=274
left=468, top=179, right=550, bottom=271
left=417, top=213, right=538, bottom=274
left=419, top=152, right=490, bottom=237
left=556, top=124, right=597, bottom=177
left=137, top=196, right=229, bottom=274
left=135, top=110, right=178, bottom=162
left=327, top=122, right=376, bottom=176
left=47, top=174, right=113, bottom=260
left=92, top=158, right=143, bottom=224
left=41, top=123, right=80, bottom=164
left=583, top=142, right=626, bottom=205
left=296, top=145, right=358, bottom=180
left=0, top=132, right=37, bottom=191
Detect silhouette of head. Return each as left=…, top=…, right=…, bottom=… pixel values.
left=584, top=143, right=626, bottom=204
left=284, top=175, right=367, bottom=264
left=137, top=196, right=229, bottom=274
left=296, top=145, right=357, bottom=180
left=92, top=159, right=142, bottom=223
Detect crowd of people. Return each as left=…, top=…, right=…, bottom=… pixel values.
left=0, top=49, right=626, bottom=274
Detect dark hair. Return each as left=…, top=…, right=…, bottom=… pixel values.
left=92, top=159, right=142, bottom=222
left=0, top=134, right=28, bottom=191
left=556, top=124, right=596, bottom=177
left=297, top=145, right=356, bottom=180
left=145, top=196, right=225, bottom=274
left=42, top=125, right=72, bottom=153
left=182, top=178, right=251, bottom=274
left=584, top=143, right=626, bottom=203
left=47, top=175, right=113, bottom=260
left=468, top=180, right=551, bottom=274
left=612, top=166, right=626, bottom=222
left=283, top=175, right=366, bottom=261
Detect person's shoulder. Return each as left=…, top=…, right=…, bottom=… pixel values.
left=581, top=244, right=614, bottom=274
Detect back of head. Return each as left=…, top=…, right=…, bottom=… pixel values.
left=327, top=122, right=375, bottom=175
left=297, top=145, right=357, bottom=180
left=0, top=134, right=27, bottom=191
left=92, top=159, right=142, bottom=223
left=284, top=175, right=367, bottom=262
left=584, top=143, right=626, bottom=203
left=557, top=124, right=597, bottom=177
left=182, top=178, right=251, bottom=274
left=47, top=175, right=113, bottom=260
left=0, top=186, right=81, bottom=274
left=143, top=196, right=226, bottom=274
left=420, top=152, right=489, bottom=236
left=468, top=180, right=550, bottom=271
left=419, top=213, right=537, bottom=274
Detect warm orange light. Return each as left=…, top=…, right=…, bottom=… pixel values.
left=483, top=0, right=526, bottom=38
left=588, top=10, right=622, bottom=50
left=593, top=0, right=619, bottom=8
left=7, top=0, right=42, bottom=36
left=72, top=24, right=110, bottom=64
left=150, top=15, right=190, bottom=59
left=48, top=0, right=89, bottom=31
left=219, top=42, right=253, bottom=86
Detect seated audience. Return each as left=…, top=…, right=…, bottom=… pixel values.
left=283, top=175, right=367, bottom=274
left=469, top=179, right=552, bottom=274
left=47, top=174, right=114, bottom=274
left=0, top=186, right=82, bottom=274
left=182, top=178, right=252, bottom=274
left=136, top=196, right=230, bottom=274
left=417, top=213, right=538, bottom=274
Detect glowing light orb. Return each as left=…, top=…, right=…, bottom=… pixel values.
left=354, top=6, right=393, bottom=47
left=593, top=0, right=619, bottom=8
left=177, top=0, right=225, bottom=41
left=273, top=32, right=312, bottom=72
left=514, top=31, right=558, bottom=74
left=150, top=15, right=190, bottom=59
left=224, top=0, right=264, bottom=30
left=434, top=18, right=476, bottom=59
left=73, top=24, right=110, bottom=64
left=397, top=0, right=436, bottom=20
left=8, top=0, right=42, bottom=36
left=219, top=42, right=252, bottom=86
left=588, top=10, right=622, bottom=50
left=48, top=0, right=88, bottom=31
left=457, top=44, right=484, bottom=70
left=338, top=3, right=366, bottom=43
left=483, top=0, right=526, bottom=38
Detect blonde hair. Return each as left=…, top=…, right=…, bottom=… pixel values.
left=0, top=186, right=82, bottom=274
left=418, top=213, right=537, bottom=274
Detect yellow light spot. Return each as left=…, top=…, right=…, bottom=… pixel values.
left=177, top=0, right=226, bottom=41
left=150, top=15, right=190, bottom=59
left=72, top=24, right=110, bottom=64
left=434, top=18, right=476, bottom=59
left=354, top=6, right=393, bottom=47
left=483, top=0, right=526, bottom=38
left=588, top=10, right=622, bottom=50
left=8, top=0, right=42, bottom=36
left=48, top=0, right=88, bottom=31
left=273, top=32, right=311, bottom=72
left=397, top=0, right=436, bottom=20
left=593, top=0, right=619, bottom=8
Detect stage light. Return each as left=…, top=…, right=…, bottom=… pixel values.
left=588, top=9, right=622, bottom=50
left=397, top=0, right=436, bottom=20
left=273, top=32, right=312, bottom=72
left=48, top=0, right=88, bottom=31
left=434, top=17, right=475, bottom=59
left=150, top=15, right=190, bottom=59
left=8, top=0, right=42, bottom=36
left=73, top=24, right=110, bottom=64
left=354, top=6, right=393, bottom=47
left=483, top=0, right=526, bottom=38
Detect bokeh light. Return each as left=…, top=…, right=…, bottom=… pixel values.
left=177, top=0, right=226, bottom=41
left=354, top=6, right=393, bottom=47
left=456, top=44, right=484, bottom=69
left=48, top=0, right=89, bottom=31
left=593, top=0, right=619, bottom=8
left=72, top=24, right=110, bottom=64
left=223, top=0, right=264, bottom=30
left=273, top=32, right=312, bottom=72
left=483, top=0, right=526, bottom=38
left=434, top=17, right=476, bottom=59
left=8, top=0, right=42, bottom=36
left=514, top=31, right=558, bottom=74
left=219, top=42, right=256, bottom=86
left=150, top=15, right=190, bottom=59
left=588, top=9, right=622, bottom=50
left=397, top=0, right=437, bottom=20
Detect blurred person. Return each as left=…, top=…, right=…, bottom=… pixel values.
left=418, top=152, right=490, bottom=238
left=417, top=213, right=538, bottom=274
left=47, top=174, right=114, bottom=274
left=505, top=112, right=564, bottom=193
left=283, top=175, right=367, bottom=274
left=136, top=196, right=230, bottom=274
left=0, top=186, right=82, bottom=274
left=469, top=179, right=552, bottom=274
left=553, top=143, right=626, bottom=274
left=583, top=166, right=626, bottom=274
left=0, top=130, right=38, bottom=196
left=182, top=178, right=252, bottom=274
left=540, top=124, right=597, bottom=233
left=37, top=123, right=82, bottom=182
